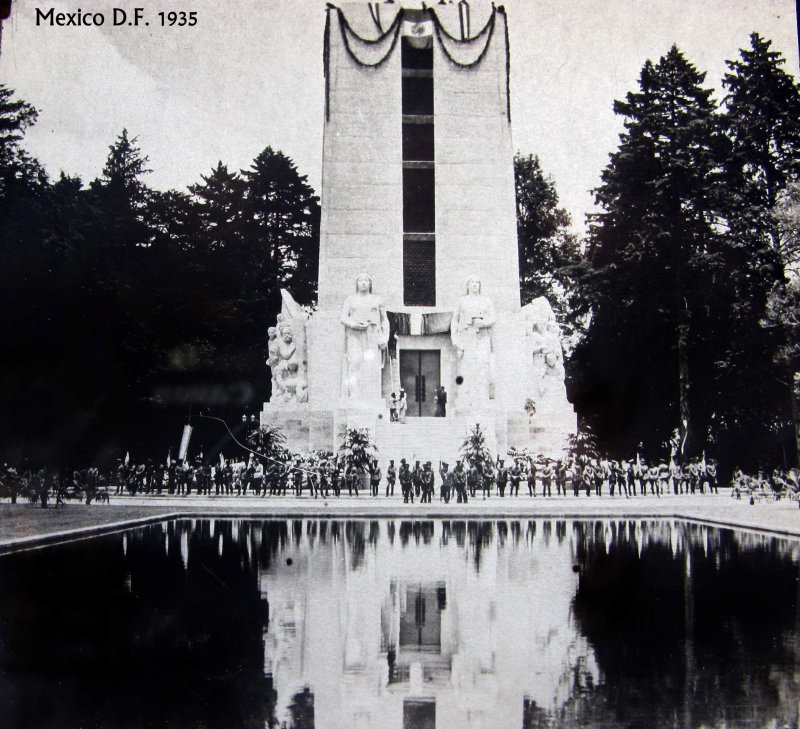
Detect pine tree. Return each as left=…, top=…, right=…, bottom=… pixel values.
left=575, top=47, right=726, bottom=459
left=723, top=33, right=800, bottom=254
left=90, top=129, right=153, bottom=258
left=720, top=34, right=800, bottom=465
left=241, top=147, right=320, bottom=307
left=0, top=84, right=43, bottom=192
left=189, top=161, right=246, bottom=252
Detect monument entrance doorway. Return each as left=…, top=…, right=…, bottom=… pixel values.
left=399, top=349, right=440, bottom=417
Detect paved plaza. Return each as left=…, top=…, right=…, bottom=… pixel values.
left=2, top=492, right=799, bottom=553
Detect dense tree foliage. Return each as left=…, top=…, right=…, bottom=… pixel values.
left=571, top=38, right=800, bottom=471
left=514, top=153, right=580, bottom=321
left=2, top=32, right=798, bottom=473
left=0, top=89, right=319, bottom=467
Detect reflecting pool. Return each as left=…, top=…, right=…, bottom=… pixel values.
left=1, top=519, right=799, bottom=729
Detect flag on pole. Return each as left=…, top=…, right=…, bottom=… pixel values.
left=178, top=425, right=193, bottom=461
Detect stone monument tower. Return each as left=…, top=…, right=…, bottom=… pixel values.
left=262, top=2, right=576, bottom=461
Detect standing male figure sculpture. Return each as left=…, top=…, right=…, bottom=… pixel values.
left=340, top=273, right=390, bottom=402
left=450, top=275, right=497, bottom=409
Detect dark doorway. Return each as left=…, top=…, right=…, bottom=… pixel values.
left=400, top=350, right=440, bottom=417
left=403, top=699, right=436, bottom=729
left=399, top=584, right=442, bottom=651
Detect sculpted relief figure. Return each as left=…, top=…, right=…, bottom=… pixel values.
left=523, top=297, right=566, bottom=403
left=268, top=321, right=308, bottom=404
left=450, top=275, right=496, bottom=409
left=266, top=294, right=310, bottom=405
left=341, top=273, right=390, bottom=402
left=266, top=326, right=282, bottom=400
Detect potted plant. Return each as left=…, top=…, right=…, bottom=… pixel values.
left=338, top=426, right=377, bottom=491
left=460, top=424, right=493, bottom=471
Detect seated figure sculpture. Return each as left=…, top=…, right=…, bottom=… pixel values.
left=340, top=273, right=389, bottom=402
left=450, top=275, right=496, bottom=410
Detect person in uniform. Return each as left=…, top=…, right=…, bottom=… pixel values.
left=482, top=462, right=494, bottom=499
left=555, top=460, right=567, bottom=496
left=386, top=459, right=396, bottom=497
left=467, top=462, right=480, bottom=499
left=706, top=460, right=719, bottom=494
left=421, top=462, right=435, bottom=503
left=541, top=460, right=553, bottom=497
left=399, top=459, right=413, bottom=503
left=508, top=462, right=521, bottom=496
left=496, top=460, right=508, bottom=497
left=647, top=463, right=660, bottom=496
left=583, top=460, right=594, bottom=497
left=453, top=461, right=467, bottom=503
left=412, top=461, right=423, bottom=499
left=370, top=459, right=381, bottom=497
left=439, top=462, right=451, bottom=503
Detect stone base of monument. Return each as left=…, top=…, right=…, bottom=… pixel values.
left=333, top=402, right=386, bottom=446
left=262, top=402, right=394, bottom=455
left=260, top=404, right=336, bottom=454
left=506, top=412, right=575, bottom=460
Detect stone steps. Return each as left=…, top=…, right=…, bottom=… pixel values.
left=375, top=417, right=466, bottom=467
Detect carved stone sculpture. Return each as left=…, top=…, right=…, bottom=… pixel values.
left=340, top=273, right=389, bottom=402
left=450, top=275, right=496, bottom=409
left=522, top=297, right=567, bottom=408
left=266, top=291, right=309, bottom=405
left=266, top=326, right=282, bottom=400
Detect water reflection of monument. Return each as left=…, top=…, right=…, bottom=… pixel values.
left=259, top=519, right=599, bottom=728
left=261, top=2, right=576, bottom=461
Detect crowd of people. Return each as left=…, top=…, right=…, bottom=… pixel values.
left=731, top=467, right=800, bottom=502
left=6, top=449, right=783, bottom=506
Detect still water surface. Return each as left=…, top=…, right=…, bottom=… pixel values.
left=0, top=519, right=799, bottom=729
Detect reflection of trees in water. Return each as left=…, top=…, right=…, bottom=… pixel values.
left=0, top=520, right=276, bottom=729
left=13, top=518, right=792, bottom=729
left=567, top=522, right=800, bottom=729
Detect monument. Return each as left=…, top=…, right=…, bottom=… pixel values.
left=261, top=1, right=576, bottom=460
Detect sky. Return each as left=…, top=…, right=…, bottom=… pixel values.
left=1, top=0, right=798, bottom=233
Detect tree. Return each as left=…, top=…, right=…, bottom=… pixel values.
left=90, top=129, right=153, bottom=257
left=0, top=84, right=43, bottom=192
left=240, top=147, right=320, bottom=307
left=720, top=34, right=800, bottom=465
left=574, top=47, right=726, bottom=460
left=774, top=182, right=800, bottom=270
left=189, top=161, right=246, bottom=252
left=514, top=153, right=580, bottom=321
left=460, top=424, right=493, bottom=469
left=723, top=33, right=800, bottom=253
